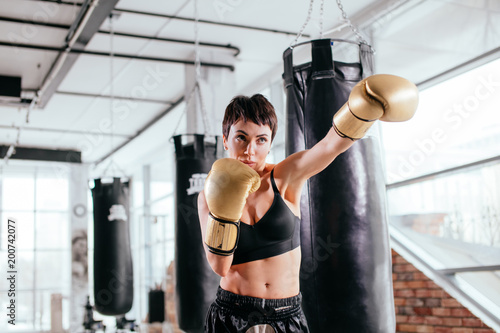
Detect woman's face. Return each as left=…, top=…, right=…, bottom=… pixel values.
left=223, top=120, right=272, bottom=172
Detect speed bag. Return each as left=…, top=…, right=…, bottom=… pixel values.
left=283, top=39, right=395, bottom=332
left=174, top=134, right=222, bottom=333
left=91, top=177, right=134, bottom=316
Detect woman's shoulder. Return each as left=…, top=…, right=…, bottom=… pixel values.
left=271, top=153, right=309, bottom=194
left=273, top=150, right=309, bottom=178
left=265, top=163, right=277, bottom=173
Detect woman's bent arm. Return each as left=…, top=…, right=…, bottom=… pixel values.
left=198, top=190, right=233, bottom=277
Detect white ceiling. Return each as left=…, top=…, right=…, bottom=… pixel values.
left=0, top=0, right=499, bottom=176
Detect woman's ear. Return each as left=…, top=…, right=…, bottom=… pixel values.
left=222, top=135, right=228, bottom=151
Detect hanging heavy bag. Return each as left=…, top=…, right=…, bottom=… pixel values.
left=174, top=134, right=222, bottom=333
left=148, top=288, right=165, bottom=323
left=283, top=39, right=397, bottom=332
left=91, top=177, right=134, bottom=315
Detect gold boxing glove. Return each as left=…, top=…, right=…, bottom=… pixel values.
left=333, top=74, right=419, bottom=140
left=204, top=158, right=261, bottom=256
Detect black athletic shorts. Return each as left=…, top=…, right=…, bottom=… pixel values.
left=205, top=286, right=309, bottom=333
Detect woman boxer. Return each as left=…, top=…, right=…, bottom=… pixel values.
left=198, top=75, right=418, bottom=332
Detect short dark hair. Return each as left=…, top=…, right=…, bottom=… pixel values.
left=222, top=94, right=278, bottom=141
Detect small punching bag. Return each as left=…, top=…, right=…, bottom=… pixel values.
left=91, top=177, right=134, bottom=315
left=174, top=134, right=222, bottom=333
left=283, top=39, right=395, bottom=332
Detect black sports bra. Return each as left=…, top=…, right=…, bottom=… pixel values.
left=232, top=169, right=301, bottom=265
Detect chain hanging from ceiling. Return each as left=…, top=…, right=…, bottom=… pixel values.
left=101, top=13, right=126, bottom=178
left=291, top=0, right=371, bottom=48
left=173, top=0, right=212, bottom=137
left=335, top=0, right=369, bottom=45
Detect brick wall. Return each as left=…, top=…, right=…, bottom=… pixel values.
left=165, top=261, right=183, bottom=333
left=392, top=249, right=496, bottom=333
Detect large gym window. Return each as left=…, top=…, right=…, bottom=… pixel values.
left=382, top=58, right=500, bottom=323
left=382, top=57, right=500, bottom=184
left=0, top=162, right=71, bottom=332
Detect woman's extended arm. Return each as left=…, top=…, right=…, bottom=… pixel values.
left=274, top=128, right=352, bottom=195
left=276, top=74, right=419, bottom=193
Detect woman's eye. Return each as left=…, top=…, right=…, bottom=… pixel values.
left=236, top=135, right=246, bottom=141
left=258, top=138, right=267, bottom=143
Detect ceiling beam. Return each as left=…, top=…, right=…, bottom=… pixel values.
left=0, top=88, right=171, bottom=106
left=0, top=124, right=131, bottom=138
left=0, top=145, right=81, bottom=163
left=0, top=16, right=241, bottom=55
left=0, top=41, right=235, bottom=70
left=25, top=0, right=79, bottom=5
left=0, top=98, right=33, bottom=107
left=0, top=41, right=61, bottom=52
left=55, top=91, right=174, bottom=104
left=36, top=0, right=120, bottom=109
left=114, top=8, right=309, bottom=37
left=98, top=30, right=241, bottom=56
left=0, top=16, right=69, bottom=29
left=23, top=0, right=310, bottom=37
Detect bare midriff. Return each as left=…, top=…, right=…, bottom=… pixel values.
left=220, top=247, right=301, bottom=299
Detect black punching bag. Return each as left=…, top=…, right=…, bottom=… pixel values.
left=283, top=39, right=395, bottom=332
left=91, top=177, right=134, bottom=315
left=174, top=134, right=222, bottom=333
left=148, top=288, right=165, bottom=323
